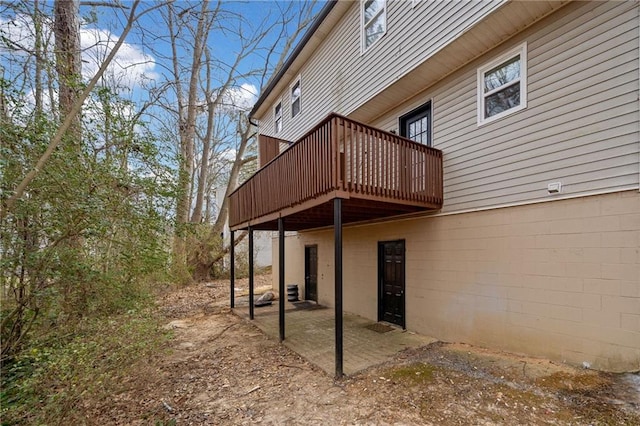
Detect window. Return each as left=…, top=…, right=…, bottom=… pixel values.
left=362, top=0, right=386, bottom=51
left=477, top=43, right=527, bottom=125
left=291, top=80, right=301, bottom=118
left=274, top=102, right=282, bottom=133
left=399, top=101, right=432, bottom=146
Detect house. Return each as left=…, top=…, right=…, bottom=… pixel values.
left=229, top=0, right=640, bottom=375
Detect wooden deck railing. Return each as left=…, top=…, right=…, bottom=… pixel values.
left=229, top=113, right=443, bottom=229
left=258, top=134, right=288, bottom=168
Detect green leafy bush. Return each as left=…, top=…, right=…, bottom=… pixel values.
left=1, top=79, right=176, bottom=425
left=1, top=308, right=169, bottom=425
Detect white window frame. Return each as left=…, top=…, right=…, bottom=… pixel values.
left=274, top=101, right=282, bottom=134
left=361, top=0, right=387, bottom=53
left=477, top=42, right=527, bottom=126
left=291, top=78, right=301, bottom=119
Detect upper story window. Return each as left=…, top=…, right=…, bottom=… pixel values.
left=291, top=79, right=301, bottom=118
left=477, top=43, right=527, bottom=125
left=362, top=0, right=386, bottom=51
left=274, top=102, right=282, bottom=133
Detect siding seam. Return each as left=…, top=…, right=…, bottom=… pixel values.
left=343, top=188, right=640, bottom=230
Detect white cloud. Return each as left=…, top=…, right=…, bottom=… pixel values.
left=80, top=27, right=158, bottom=90
left=219, top=147, right=238, bottom=162
left=0, top=13, right=46, bottom=53
left=224, top=83, right=257, bottom=112
left=0, top=13, right=156, bottom=91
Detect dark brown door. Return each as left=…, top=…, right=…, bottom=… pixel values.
left=305, top=245, right=318, bottom=302
left=378, top=240, right=405, bottom=328
left=399, top=101, right=432, bottom=146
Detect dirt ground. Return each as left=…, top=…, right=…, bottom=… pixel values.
left=88, top=274, right=640, bottom=425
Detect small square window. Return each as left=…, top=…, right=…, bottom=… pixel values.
left=477, top=43, right=527, bottom=125
left=274, top=102, right=282, bottom=133
left=362, top=0, right=386, bottom=51
left=291, top=80, right=301, bottom=118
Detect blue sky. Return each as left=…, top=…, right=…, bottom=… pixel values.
left=1, top=1, right=325, bottom=111
left=87, top=0, right=326, bottom=106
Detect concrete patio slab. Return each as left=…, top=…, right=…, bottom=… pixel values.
left=233, top=299, right=437, bottom=376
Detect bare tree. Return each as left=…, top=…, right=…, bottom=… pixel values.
left=131, top=0, right=318, bottom=280
left=155, top=2, right=314, bottom=279
left=206, top=2, right=318, bottom=269
left=169, top=0, right=215, bottom=272
left=193, top=2, right=318, bottom=279
left=190, top=46, right=216, bottom=224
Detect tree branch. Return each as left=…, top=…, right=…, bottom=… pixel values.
left=80, top=1, right=129, bottom=8
left=241, top=155, right=257, bottom=166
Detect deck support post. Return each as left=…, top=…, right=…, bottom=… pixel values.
left=334, top=198, right=343, bottom=378
left=278, top=217, right=285, bottom=342
left=230, top=230, right=235, bottom=309
left=249, top=226, right=254, bottom=320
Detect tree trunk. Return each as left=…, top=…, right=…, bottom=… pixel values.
left=172, top=0, right=209, bottom=271
left=54, top=0, right=82, bottom=141
left=33, top=0, right=44, bottom=117
left=54, top=0, right=83, bottom=313
left=190, top=48, right=215, bottom=224
left=0, top=74, right=6, bottom=124
left=213, top=113, right=252, bottom=231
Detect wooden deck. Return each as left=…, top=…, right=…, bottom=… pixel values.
left=229, top=113, right=443, bottom=231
